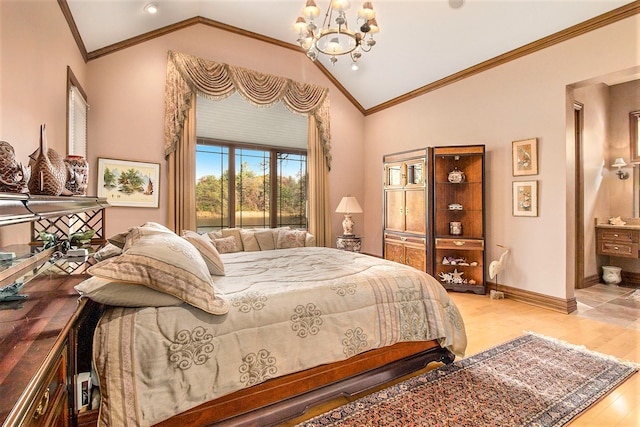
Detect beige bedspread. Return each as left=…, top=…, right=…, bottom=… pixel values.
left=93, top=247, right=467, bottom=426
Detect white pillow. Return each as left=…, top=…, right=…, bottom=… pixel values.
left=88, top=227, right=229, bottom=315
left=255, top=230, right=276, bottom=251
left=75, top=276, right=183, bottom=307
left=240, top=229, right=260, bottom=252
left=276, top=229, right=307, bottom=249
left=181, top=230, right=225, bottom=275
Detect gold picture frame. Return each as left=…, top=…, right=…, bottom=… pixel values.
left=512, top=180, right=538, bottom=217
left=97, top=158, right=160, bottom=208
left=512, top=138, right=538, bottom=176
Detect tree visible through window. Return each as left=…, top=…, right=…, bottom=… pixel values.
left=196, top=139, right=307, bottom=231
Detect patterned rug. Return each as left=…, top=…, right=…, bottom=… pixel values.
left=295, top=333, right=638, bottom=427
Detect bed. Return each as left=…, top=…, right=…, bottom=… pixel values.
left=77, top=224, right=467, bottom=426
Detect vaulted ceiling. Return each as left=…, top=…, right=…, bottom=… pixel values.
left=62, top=1, right=639, bottom=114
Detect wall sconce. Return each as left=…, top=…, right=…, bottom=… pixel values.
left=335, top=196, right=363, bottom=236
left=612, top=157, right=629, bottom=180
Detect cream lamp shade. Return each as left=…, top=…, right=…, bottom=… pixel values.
left=612, top=157, right=630, bottom=180
left=335, top=196, right=363, bottom=236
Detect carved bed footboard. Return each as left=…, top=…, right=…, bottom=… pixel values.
left=155, top=340, right=454, bottom=427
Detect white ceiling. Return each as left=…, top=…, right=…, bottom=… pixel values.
left=66, top=0, right=635, bottom=111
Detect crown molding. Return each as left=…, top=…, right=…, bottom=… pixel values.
left=58, top=1, right=639, bottom=116
left=365, top=1, right=640, bottom=116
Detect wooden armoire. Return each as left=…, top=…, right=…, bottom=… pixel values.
left=383, top=148, right=433, bottom=273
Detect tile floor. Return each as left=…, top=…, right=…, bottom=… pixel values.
left=573, top=283, right=640, bottom=330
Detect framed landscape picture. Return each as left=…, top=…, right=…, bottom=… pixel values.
left=512, top=138, right=538, bottom=176
left=97, top=158, right=160, bottom=208
left=512, top=180, right=538, bottom=217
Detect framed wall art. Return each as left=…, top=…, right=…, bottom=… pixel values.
left=512, top=180, right=538, bottom=217
left=97, top=158, right=160, bottom=208
left=512, top=138, right=538, bottom=176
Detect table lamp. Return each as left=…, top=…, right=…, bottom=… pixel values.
left=335, top=196, right=363, bottom=236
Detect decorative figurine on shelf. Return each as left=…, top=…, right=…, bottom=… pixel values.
left=447, top=166, right=465, bottom=183
left=69, top=229, right=95, bottom=247
left=0, top=281, right=28, bottom=303
left=39, top=230, right=59, bottom=249
left=28, top=124, right=67, bottom=196
left=0, top=141, right=30, bottom=193
left=439, top=268, right=467, bottom=285
left=449, top=221, right=462, bottom=236
left=63, top=155, right=89, bottom=195
left=608, top=216, right=626, bottom=226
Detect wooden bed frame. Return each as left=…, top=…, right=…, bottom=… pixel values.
left=157, top=340, right=453, bottom=426
left=78, top=340, right=453, bottom=427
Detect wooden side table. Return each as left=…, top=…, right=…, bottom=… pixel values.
left=337, top=235, right=362, bottom=253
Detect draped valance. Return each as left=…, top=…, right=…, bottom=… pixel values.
left=164, top=51, right=331, bottom=168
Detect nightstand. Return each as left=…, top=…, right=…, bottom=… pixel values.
left=337, top=235, right=362, bottom=253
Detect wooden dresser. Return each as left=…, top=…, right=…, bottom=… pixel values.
left=0, top=194, right=107, bottom=427
left=595, top=224, right=640, bottom=259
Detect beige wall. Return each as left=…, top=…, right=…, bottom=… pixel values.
left=363, top=15, right=640, bottom=299
left=86, top=24, right=365, bottom=240
left=0, top=0, right=87, bottom=245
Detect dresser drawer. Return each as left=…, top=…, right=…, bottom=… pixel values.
left=435, top=238, right=484, bottom=250
left=598, top=229, right=636, bottom=243
left=598, top=241, right=638, bottom=258
left=25, top=348, right=68, bottom=427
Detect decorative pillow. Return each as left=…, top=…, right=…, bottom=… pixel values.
left=255, top=230, right=276, bottom=251
left=88, top=229, right=229, bottom=315
left=107, top=231, right=128, bottom=249
left=207, top=230, right=223, bottom=240
left=221, top=228, right=244, bottom=251
left=181, top=230, right=225, bottom=275
left=276, top=229, right=307, bottom=249
left=75, top=276, right=183, bottom=307
left=108, top=222, right=173, bottom=249
left=213, top=236, right=240, bottom=254
left=93, top=243, right=122, bottom=261
left=123, top=222, right=176, bottom=251
left=305, top=232, right=316, bottom=247
left=240, top=229, right=260, bottom=252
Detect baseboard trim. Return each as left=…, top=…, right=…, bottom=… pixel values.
left=582, top=274, right=600, bottom=288
left=489, top=282, right=577, bottom=314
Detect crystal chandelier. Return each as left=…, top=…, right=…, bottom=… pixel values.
left=293, top=1, right=380, bottom=69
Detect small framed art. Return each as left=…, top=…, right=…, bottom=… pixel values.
left=97, top=158, right=160, bottom=208
left=512, top=138, right=538, bottom=176
left=512, top=180, right=538, bottom=217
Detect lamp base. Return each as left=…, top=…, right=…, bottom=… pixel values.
left=342, top=214, right=355, bottom=236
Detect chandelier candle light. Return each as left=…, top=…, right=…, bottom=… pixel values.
left=336, top=196, right=363, bottom=236
left=294, top=1, right=380, bottom=69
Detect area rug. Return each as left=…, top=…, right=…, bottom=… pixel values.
left=295, top=333, right=638, bottom=427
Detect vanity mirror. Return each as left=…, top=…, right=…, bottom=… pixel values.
left=630, top=110, right=640, bottom=163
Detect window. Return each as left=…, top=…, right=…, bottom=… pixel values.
left=67, top=67, right=88, bottom=157
left=196, top=139, right=307, bottom=232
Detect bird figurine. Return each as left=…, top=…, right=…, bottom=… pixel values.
left=69, top=229, right=95, bottom=245
left=489, top=244, right=509, bottom=299
left=39, top=230, right=59, bottom=249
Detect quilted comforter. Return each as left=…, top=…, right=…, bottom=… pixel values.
left=93, top=247, right=467, bottom=426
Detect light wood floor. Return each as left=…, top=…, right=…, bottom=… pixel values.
left=281, top=293, right=640, bottom=426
